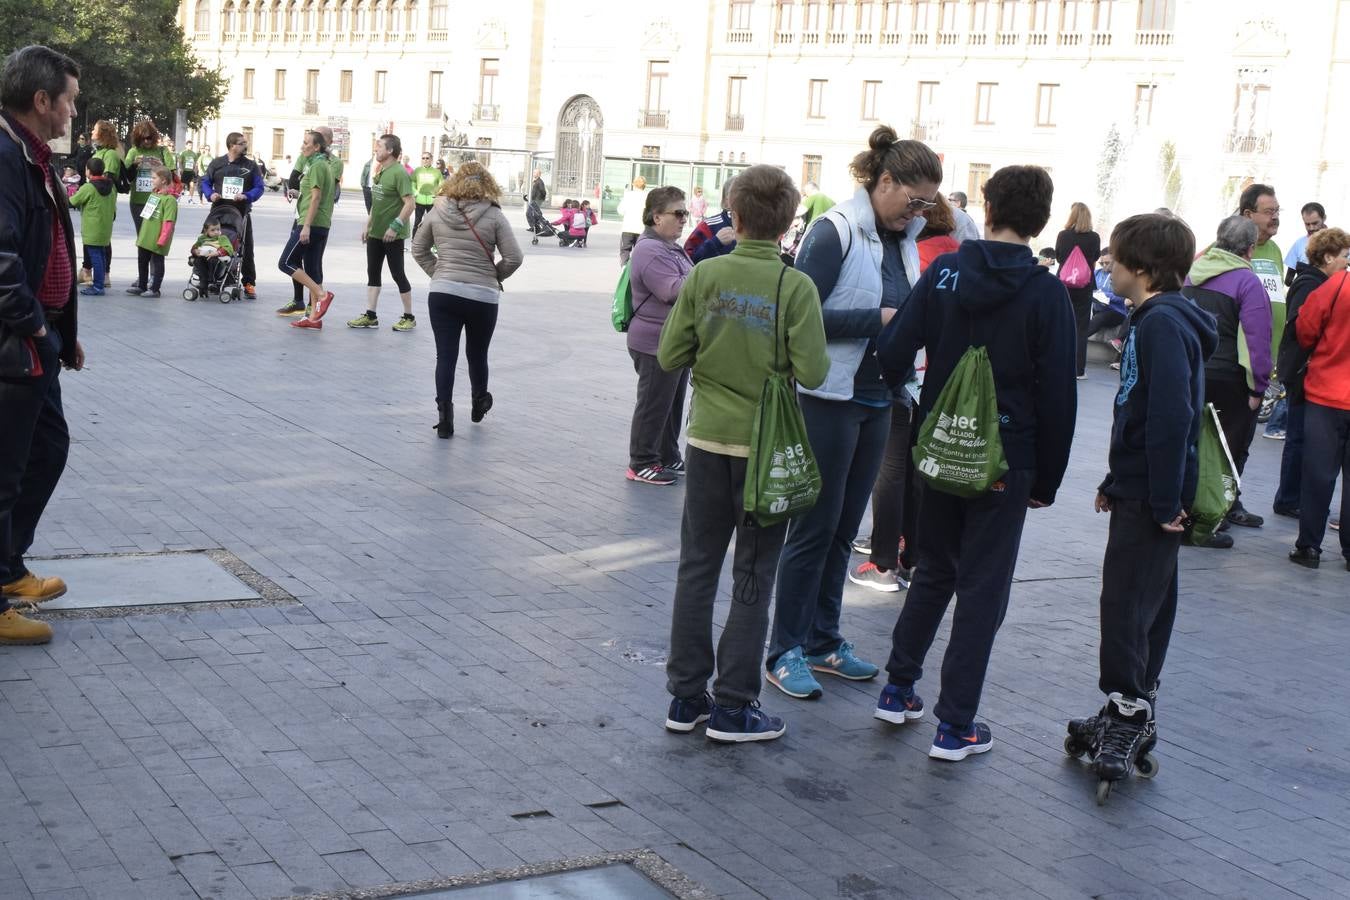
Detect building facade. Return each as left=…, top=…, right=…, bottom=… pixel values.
left=182, top=0, right=1350, bottom=233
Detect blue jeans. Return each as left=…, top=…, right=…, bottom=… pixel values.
left=1265, top=396, right=1289, bottom=434
left=0, top=326, right=69, bottom=610
left=1274, top=399, right=1306, bottom=511
left=769, top=395, right=890, bottom=666
left=87, top=245, right=109, bottom=290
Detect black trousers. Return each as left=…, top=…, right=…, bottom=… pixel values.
left=136, top=247, right=165, bottom=290
left=619, top=232, right=639, bottom=266
left=428, top=292, right=498, bottom=404
left=414, top=204, right=429, bottom=233
left=362, top=187, right=373, bottom=214
left=666, top=446, right=789, bottom=708
left=1068, top=287, right=1094, bottom=376
left=1086, top=307, right=1126, bottom=342
left=628, top=349, right=688, bottom=471
left=1206, top=374, right=1259, bottom=506
left=1098, top=499, right=1181, bottom=700
left=241, top=212, right=256, bottom=285
left=1297, top=402, right=1350, bottom=558
left=868, top=400, right=913, bottom=571
left=885, top=469, right=1033, bottom=728
left=130, top=200, right=145, bottom=236
left=366, top=238, right=411, bottom=293
left=0, top=327, right=69, bottom=611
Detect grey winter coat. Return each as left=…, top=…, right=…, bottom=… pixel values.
left=411, top=197, right=523, bottom=303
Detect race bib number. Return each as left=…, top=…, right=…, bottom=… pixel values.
left=183, top=156, right=195, bottom=171
left=135, top=169, right=154, bottom=193
left=1250, top=257, right=1284, bottom=303
left=142, top=194, right=161, bottom=220
left=222, top=176, right=245, bottom=200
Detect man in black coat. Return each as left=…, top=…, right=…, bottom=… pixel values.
left=0, top=45, right=87, bottom=644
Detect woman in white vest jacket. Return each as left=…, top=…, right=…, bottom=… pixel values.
left=765, top=125, right=943, bottom=701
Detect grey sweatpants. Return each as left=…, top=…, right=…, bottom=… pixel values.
left=666, top=446, right=789, bottom=708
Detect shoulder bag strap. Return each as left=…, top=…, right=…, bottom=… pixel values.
left=773, top=264, right=788, bottom=374
left=457, top=202, right=502, bottom=288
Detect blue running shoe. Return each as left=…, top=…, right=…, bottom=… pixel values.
left=874, top=683, right=925, bottom=724
left=806, top=641, right=879, bottom=680
left=766, top=647, right=823, bottom=699
left=929, top=721, right=994, bottom=761
left=705, top=701, right=787, bottom=743
left=665, top=692, right=712, bottom=733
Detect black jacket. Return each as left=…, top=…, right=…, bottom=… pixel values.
left=1276, top=263, right=1329, bottom=403
left=878, top=240, right=1078, bottom=503
left=1054, top=228, right=1101, bottom=291
left=530, top=177, right=546, bottom=205
left=0, top=112, right=79, bottom=377
left=1099, top=294, right=1218, bottom=523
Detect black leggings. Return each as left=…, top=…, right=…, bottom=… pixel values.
left=366, top=238, right=411, bottom=293
left=136, top=247, right=165, bottom=290
left=428, top=292, right=498, bottom=404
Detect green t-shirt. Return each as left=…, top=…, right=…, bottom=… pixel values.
left=296, top=153, right=336, bottom=228
left=179, top=150, right=198, bottom=173
left=412, top=166, right=442, bottom=206
left=368, top=163, right=414, bottom=239
left=135, top=192, right=179, bottom=256
left=657, top=240, right=830, bottom=455
left=125, top=146, right=174, bottom=206
left=93, top=147, right=123, bottom=183
left=328, top=154, right=344, bottom=188
left=1250, top=239, right=1285, bottom=303
left=192, top=234, right=233, bottom=255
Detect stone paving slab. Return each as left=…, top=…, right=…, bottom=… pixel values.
left=34, top=552, right=262, bottom=610
left=0, top=191, right=1346, bottom=899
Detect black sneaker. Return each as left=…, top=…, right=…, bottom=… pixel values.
left=141, top=289, right=161, bottom=299
left=1226, top=507, right=1264, bottom=528
left=663, top=459, right=686, bottom=476
left=125, top=286, right=144, bottom=295
left=626, top=465, right=676, bottom=486
left=851, top=536, right=872, bottom=555
left=276, top=300, right=306, bottom=317
left=1272, top=505, right=1300, bottom=519
left=1187, top=530, right=1234, bottom=549
left=1289, top=547, right=1321, bottom=569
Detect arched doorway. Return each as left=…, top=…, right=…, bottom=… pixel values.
left=555, top=95, right=603, bottom=200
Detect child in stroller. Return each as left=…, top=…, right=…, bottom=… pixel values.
left=184, top=204, right=246, bottom=302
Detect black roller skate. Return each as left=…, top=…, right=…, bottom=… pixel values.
left=1090, top=693, right=1158, bottom=804
left=1066, top=683, right=1159, bottom=762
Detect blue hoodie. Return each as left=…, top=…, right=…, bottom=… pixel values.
left=878, top=240, right=1078, bottom=503
left=1099, top=293, right=1218, bottom=523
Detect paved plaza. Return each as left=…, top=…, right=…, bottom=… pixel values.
left=3, top=190, right=1349, bottom=899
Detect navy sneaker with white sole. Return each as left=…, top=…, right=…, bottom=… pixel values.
left=665, top=692, right=712, bottom=733
left=929, top=721, right=994, bottom=761
left=705, top=701, right=786, bottom=743
left=874, top=683, right=925, bottom=724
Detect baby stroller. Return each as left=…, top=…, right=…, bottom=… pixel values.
left=183, top=203, right=246, bottom=303
left=523, top=195, right=560, bottom=245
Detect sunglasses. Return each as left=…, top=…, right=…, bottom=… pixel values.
left=663, top=209, right=690, bottom=221
left=900, top=184, right=938, bottom=213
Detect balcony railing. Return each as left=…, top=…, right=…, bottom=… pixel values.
left=910, top=120, right=940, bottom=142
left=854, top=32, right=873, bottom=44
left=827, top=31, right=848, bottom=44
left=1058, top=32, right=1082, bottom=45
left=996, top=32, right=1018, bottom=45
left=1226, top=131, right=1272, bottom=154
left=725, top=113, right=745, bottom=131
left=1136, top=29, right=1173, bottom=46
left=727, top=29, right=754, bottom=43
left=302, top=99, right=319, bottom=114
left=640, top=110, right=669, bottom=128
left=937, top=31, right=960, bottom=45
left=910, top=32, right=929, bottom=45
left=474, top=103, right=499, bottom=121
left=775, top=30, right=795, bottom=44
left=1026, top=32, right=1048, bottom=45
left=968, top=32, right=987, bottom=44
left=881, top=30, right=903, bottom=44
left=427, top=28, right=448, bottom=41
left=426, top=104, right=442, bottom=119
left=1092, top=30, right=1112, bottom=45
left=801, top=31, right=820, bottom=44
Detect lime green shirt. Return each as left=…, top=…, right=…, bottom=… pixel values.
left=296, top=153, right=336, bottom=228
left=135, top=191, right=178, bottom=255
left=178, top=150, right=198, bottom=173
left=93, top=147, right=123, bottom=184
left=412, top=166, right=443, bottom=206
left=125, top=146, right=174, bottom=206
left=368, top=163, right=414, bottom=239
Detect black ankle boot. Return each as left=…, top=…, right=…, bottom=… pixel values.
left=471, top=391, right=494, bottom=423
left=434, top=401, right=453, bottom=438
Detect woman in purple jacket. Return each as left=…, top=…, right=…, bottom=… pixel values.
left=626, top=186, right=692, bottom=485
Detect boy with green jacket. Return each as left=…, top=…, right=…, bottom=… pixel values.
left=127, top=168, right=178, bottom=298
left=69, top=157, right=117, bottom=296
left=657, top=164, right=829, bottom=745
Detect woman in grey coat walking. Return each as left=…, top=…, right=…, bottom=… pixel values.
left=412, top=162, right=524, bottom=438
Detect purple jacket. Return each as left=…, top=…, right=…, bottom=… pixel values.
left=627, top=230, right=692, bottom=355
left=1183, top=267, right=1272, bottom=394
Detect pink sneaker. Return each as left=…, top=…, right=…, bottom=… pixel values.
left=291, top=317, right=322, bottom=329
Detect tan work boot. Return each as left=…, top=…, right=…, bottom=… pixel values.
left=0, top=609, right=52, bottom=645
left=1, top=572, right=68, bottom=607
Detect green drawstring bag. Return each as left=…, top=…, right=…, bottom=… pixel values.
left=911, top=345, right=1008, bottom=497
left=610, top=263, right=634, bottom=332
left=1188, top=403, right=1240, bottom=543
left=744, top=268, right=822, bottom=526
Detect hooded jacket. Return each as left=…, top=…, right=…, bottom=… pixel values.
left=410, top=197, right=523, bottom=303
left=1275, top=262, right=1329, bottom=403
left=1099, top=294, right=1218, bottom=524
left=878, top=240, right=1078, bottom=503
left=1296, top=271, right=1350, bottom=411
left=69, top=176, right=116, bottom=246
left=1183, top=247, right=1272, bottom=395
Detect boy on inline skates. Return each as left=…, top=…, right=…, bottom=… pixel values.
left=1069, top=213, right=1216, bottom=803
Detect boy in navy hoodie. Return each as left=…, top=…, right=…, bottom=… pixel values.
left=1070, top=213, right=1217, bottom=790
left=875, top=165, right=1077, bottom=760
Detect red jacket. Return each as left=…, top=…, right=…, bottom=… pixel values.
left=1296, top=270, right=1350, bottom=411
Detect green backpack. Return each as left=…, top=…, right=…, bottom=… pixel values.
left=610, top=264, right=652, bottom=333
left=912, top=345, right=1008, bottom=498
left=744, top=268, right=823, bottom=525
left=1187, top=403, right=1239, bottom=543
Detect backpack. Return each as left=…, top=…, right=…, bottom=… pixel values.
left=1186, top=403, right=1239, bottom=544
left=1059, top=244, right=1091, bottom=289
left=611, top=264, right=637, bottom=332
left=912, top=344, right=1008, bottom=497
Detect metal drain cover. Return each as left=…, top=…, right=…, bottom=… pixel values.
left=33, top=552, right=262, bottom=610
left=404, top=864, right=671, bottom=898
